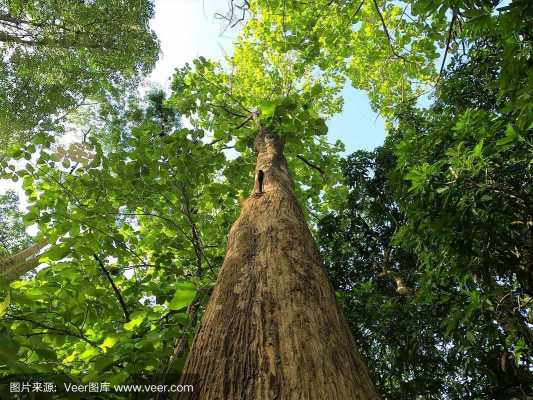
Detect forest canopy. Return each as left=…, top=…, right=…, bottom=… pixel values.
left=0, top=0, right=531, bottom=399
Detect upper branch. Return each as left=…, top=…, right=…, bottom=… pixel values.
left=372, top=0, right=414, bottom=63
left=93, top=253, right=130, bottom=323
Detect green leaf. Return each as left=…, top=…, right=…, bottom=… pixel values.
left=100, top=336, right=119, bottom=353
left=123, top=312, right=146, bottom=331
left=168, top=282, right=197, bottom=311
left=108, top=370, right=129, bottom=386
left=23, top=207, right=39, bottom=225
left=79, top=347, right=100, bottom=361
left=472, top=140, right=483, bottom=157
left=496, top=124, right=518, bottom=147
left=45, top=244, right=71, bottom=261
left=0, top=288, right=11, bottom=318
left=63, top=352, right=78, bottom=364
left=260, top=101, right=277, bottom=118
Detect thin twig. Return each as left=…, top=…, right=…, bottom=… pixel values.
left=372, top=0, right=413, bottom=63
left=212, top=103, right=248, bottom=118
left=93, top=253, right=130, bottom=323
left=7, top=315, right=96, bottom=346
left=345, top=0, right=365, bottom=28
left=438, top=12, right=457, bottom=80
left=296, top=155, right=325, bottom=175
left=209, top=112, right=255, bottom=145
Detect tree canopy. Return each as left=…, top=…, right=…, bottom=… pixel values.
left=0, top=0, right=159, bottom=153
left=0, top=0, right=531, bottom=398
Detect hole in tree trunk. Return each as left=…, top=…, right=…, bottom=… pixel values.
left=257, top=170, right=264, bottom=193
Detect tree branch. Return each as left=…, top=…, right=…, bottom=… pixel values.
left=208, top=112, right=255, bottom=146
left=93, top=253, right=130, bottom=322
left=7, top=315, right=96, bottom=346
left=438, top=12, right=457, bottom=80
left=372, top=0, right=413, bottom=63
left=0, top=241, right=48, bottom=283
left=296, top=154, right=325, bottom=175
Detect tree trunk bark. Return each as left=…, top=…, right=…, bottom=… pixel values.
left=0, top=241, right=47, bottom=283
left=180, top=128, right=379, bottom=400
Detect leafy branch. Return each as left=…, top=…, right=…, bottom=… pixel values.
left=296, top=154, right=325, bottom=176
left=7, top=315, right=96, bottom=346
left=372, top=0, right=413, bottom=63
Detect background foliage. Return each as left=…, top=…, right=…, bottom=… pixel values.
left=0, top=0, right=159, bottom=154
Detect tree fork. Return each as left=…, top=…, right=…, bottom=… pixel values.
left=179, top=127, right=379, bottom=399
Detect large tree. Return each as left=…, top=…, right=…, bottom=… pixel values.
left=1, top=0, right=531, bottom=398
left=180, top=127, right=378, bottom=399
left=165, top=55, right=380, bottom=396
left=1, top=41, right=379, bottom=399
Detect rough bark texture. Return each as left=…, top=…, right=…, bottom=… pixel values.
left=0, top=241, right=47, bottom=283
left=180, top=128, right=379, bottom=400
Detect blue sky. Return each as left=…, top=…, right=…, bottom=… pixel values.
left=328, top=86, right=386, bottom=153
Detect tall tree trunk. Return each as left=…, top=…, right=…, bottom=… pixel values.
left=180, top=128, right=379, bottom=400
